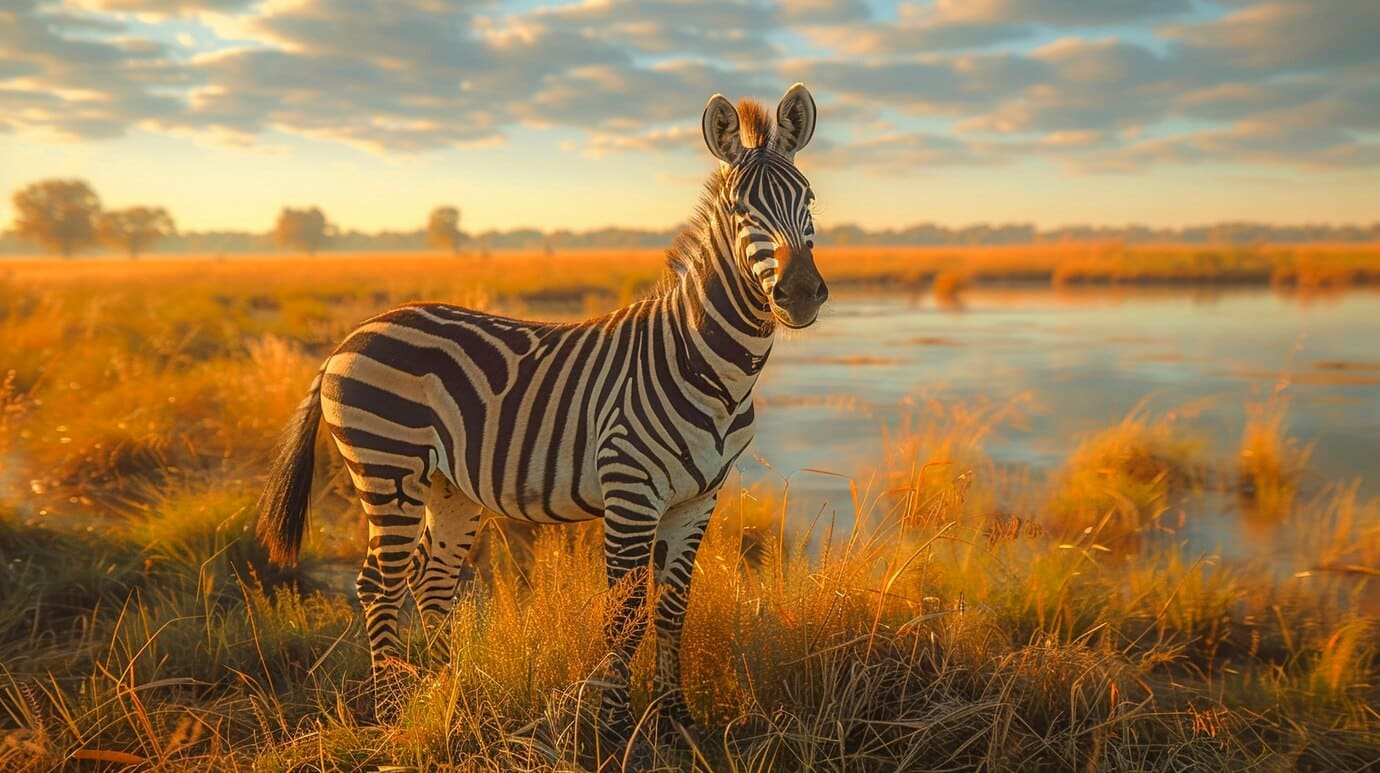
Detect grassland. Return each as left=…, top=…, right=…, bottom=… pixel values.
left=1, top=249, right=1378, bottom=770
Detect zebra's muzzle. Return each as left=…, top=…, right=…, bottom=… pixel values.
left=767, top=247, right=827, bottom=329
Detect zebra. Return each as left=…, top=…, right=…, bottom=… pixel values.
left=255, top=83, right=827, bottom=759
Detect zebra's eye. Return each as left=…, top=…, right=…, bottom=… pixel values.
left=732, top=201, right=748, bottom=216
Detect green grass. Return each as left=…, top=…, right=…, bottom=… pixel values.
left=0, top=255, right=1377, bottom=770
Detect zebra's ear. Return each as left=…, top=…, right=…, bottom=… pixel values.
left=775, top=83, right=816, bottom=159
left=702, top=94, right=743, bottom=165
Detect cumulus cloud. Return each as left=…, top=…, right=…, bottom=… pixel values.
left=169, top=0, right=626, bottom=149
left=523, top=62, right=764, bottom=130
left=796, top=54, right=1046, bottom=115
left=526, top=0, right=782, bottom=62
left=584, top=125, right=702, bottom=157
left=0, top=0, right=1376, bottom=171
left=1165, top=0, right=1380, bottom=75
left=959, top=39, right=1179, bottom=134
left=1083, top=123, right=1380, bottom=173
left=0, top=0, right=185, bottom=138
left=813, top=131, right=993, bottom=173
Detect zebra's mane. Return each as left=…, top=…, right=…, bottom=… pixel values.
left=663, top=98, right=776, bottom=286
left=735, top=99, right=777, bottom=152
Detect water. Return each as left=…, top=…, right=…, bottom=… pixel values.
left=743, top=288, right=1380, bottom=554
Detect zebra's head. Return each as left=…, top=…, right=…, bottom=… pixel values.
left=702, top=83, right=828, bottom=330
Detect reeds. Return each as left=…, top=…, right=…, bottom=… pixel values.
left=1045, top=404, right=1202, bottom=540
left=1238, top=383, right=1313, bottom=519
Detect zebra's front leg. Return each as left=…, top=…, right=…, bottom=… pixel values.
left=650, top=496, right=715, bottom=742
left=597, top=498, right=659, bottom=767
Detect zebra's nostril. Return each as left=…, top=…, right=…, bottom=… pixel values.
left=771, top=284, right=789, bottom=305
left=815, top=281, right=829, bottom=303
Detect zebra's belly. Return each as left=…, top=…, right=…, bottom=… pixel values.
left=445, top=434, right=605, bottom=525
left=458, top=423, right=753, bottom=522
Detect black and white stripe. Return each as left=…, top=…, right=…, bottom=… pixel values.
left=256, top=83, right=825, bottom=753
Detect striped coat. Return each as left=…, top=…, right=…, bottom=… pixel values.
left=257, top=83, right=826, bottom=760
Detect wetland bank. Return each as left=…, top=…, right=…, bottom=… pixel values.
left=2, top=251, right=1378, bottom=770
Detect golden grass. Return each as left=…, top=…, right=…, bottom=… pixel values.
left=4, top=241, right=1380, bottom=296
left=4, top=468, right=1377, bottom=769
left=812, top=242, right=1380, bottom=289
left=1045, top=406, right=1203, bottom=542
left=1238, top=382, right=1314, bottom=520
left=0, top=251, right=1377, bottom=769
left=930, top=269, right=970, bottom=306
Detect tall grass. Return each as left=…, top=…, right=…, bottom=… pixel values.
left=4, top=470, right=1376, bottom=769
left=0, top=253, right=1377, bottom=769
left=1045, top=405, right=1203, bottom=541
left=1238, top=384, right=1313, bottom=520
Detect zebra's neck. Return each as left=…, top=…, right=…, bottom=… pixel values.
left=657, top=200, right=776, bottom=413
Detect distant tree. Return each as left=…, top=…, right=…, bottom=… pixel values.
left=826, top=223, right=867, bottom=246
left=426, top=206, right=463, bottom=255
left=11, top=179, right=101, bottom=258
left=274, top=206, right=331, bottom=255
left=96, top=206, right=176, bottom=258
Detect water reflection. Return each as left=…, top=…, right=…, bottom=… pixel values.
left=745, top=287, right=1380, bottom=564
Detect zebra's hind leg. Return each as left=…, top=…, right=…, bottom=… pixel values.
left=596, top=498, right=659, bottom=769
left=351, top=468, right=429, bottom=720
left=407, top=473, right=482, bottom=663
left=650, top=496, right=715, bottom=744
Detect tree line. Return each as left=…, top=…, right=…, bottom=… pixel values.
left=6, top=178, right=466, bottom=258
left=9, top=179, right=175, bottom=258
left=6, top=177, right=1378, bottom=258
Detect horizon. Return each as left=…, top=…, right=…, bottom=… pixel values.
left=2, top=1, right=1378, bottom=233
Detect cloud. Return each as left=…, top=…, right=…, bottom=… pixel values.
left=169, top=0, right=620, bottom=149
left=796, top=54, right=1046, bottom=115
left=958, top=39, right=1178, bottom=134
left=938, top=0, right=1193, bottom=26
left=522, top=61, right=764, bottom=130
left=584, top=125, right=702, bottom=157
left=77, top=0, right=255, bottom=16
left=814, top=131, right=993, bottom=173
left=526, top=0, right=782, bottom=62
left=780, top=0, right=872, bottom=25
left=0, top=0, right=185, bottom=138
left=804, top=18, right=1033, bottom=56
left=1086, top=123, right=1380, bottom=172
left=1, top=0, right=1377, bottom=173
left=1165, top=0, right=1380, bottom=75
left=801, top=0, right=1191, bottom=57
left=173, top=0, right=790, bottom=150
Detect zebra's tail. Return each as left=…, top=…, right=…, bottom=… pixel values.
left=255, top=363, right=327, bottom=566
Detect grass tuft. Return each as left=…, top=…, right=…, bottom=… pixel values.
left=1047, top=405, right=1202, bottom=541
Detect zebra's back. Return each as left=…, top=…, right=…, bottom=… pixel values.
left=320, top=302, right=617, bottom=523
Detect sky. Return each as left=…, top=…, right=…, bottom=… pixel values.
left=1, top=0, right=1377, bottom=233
